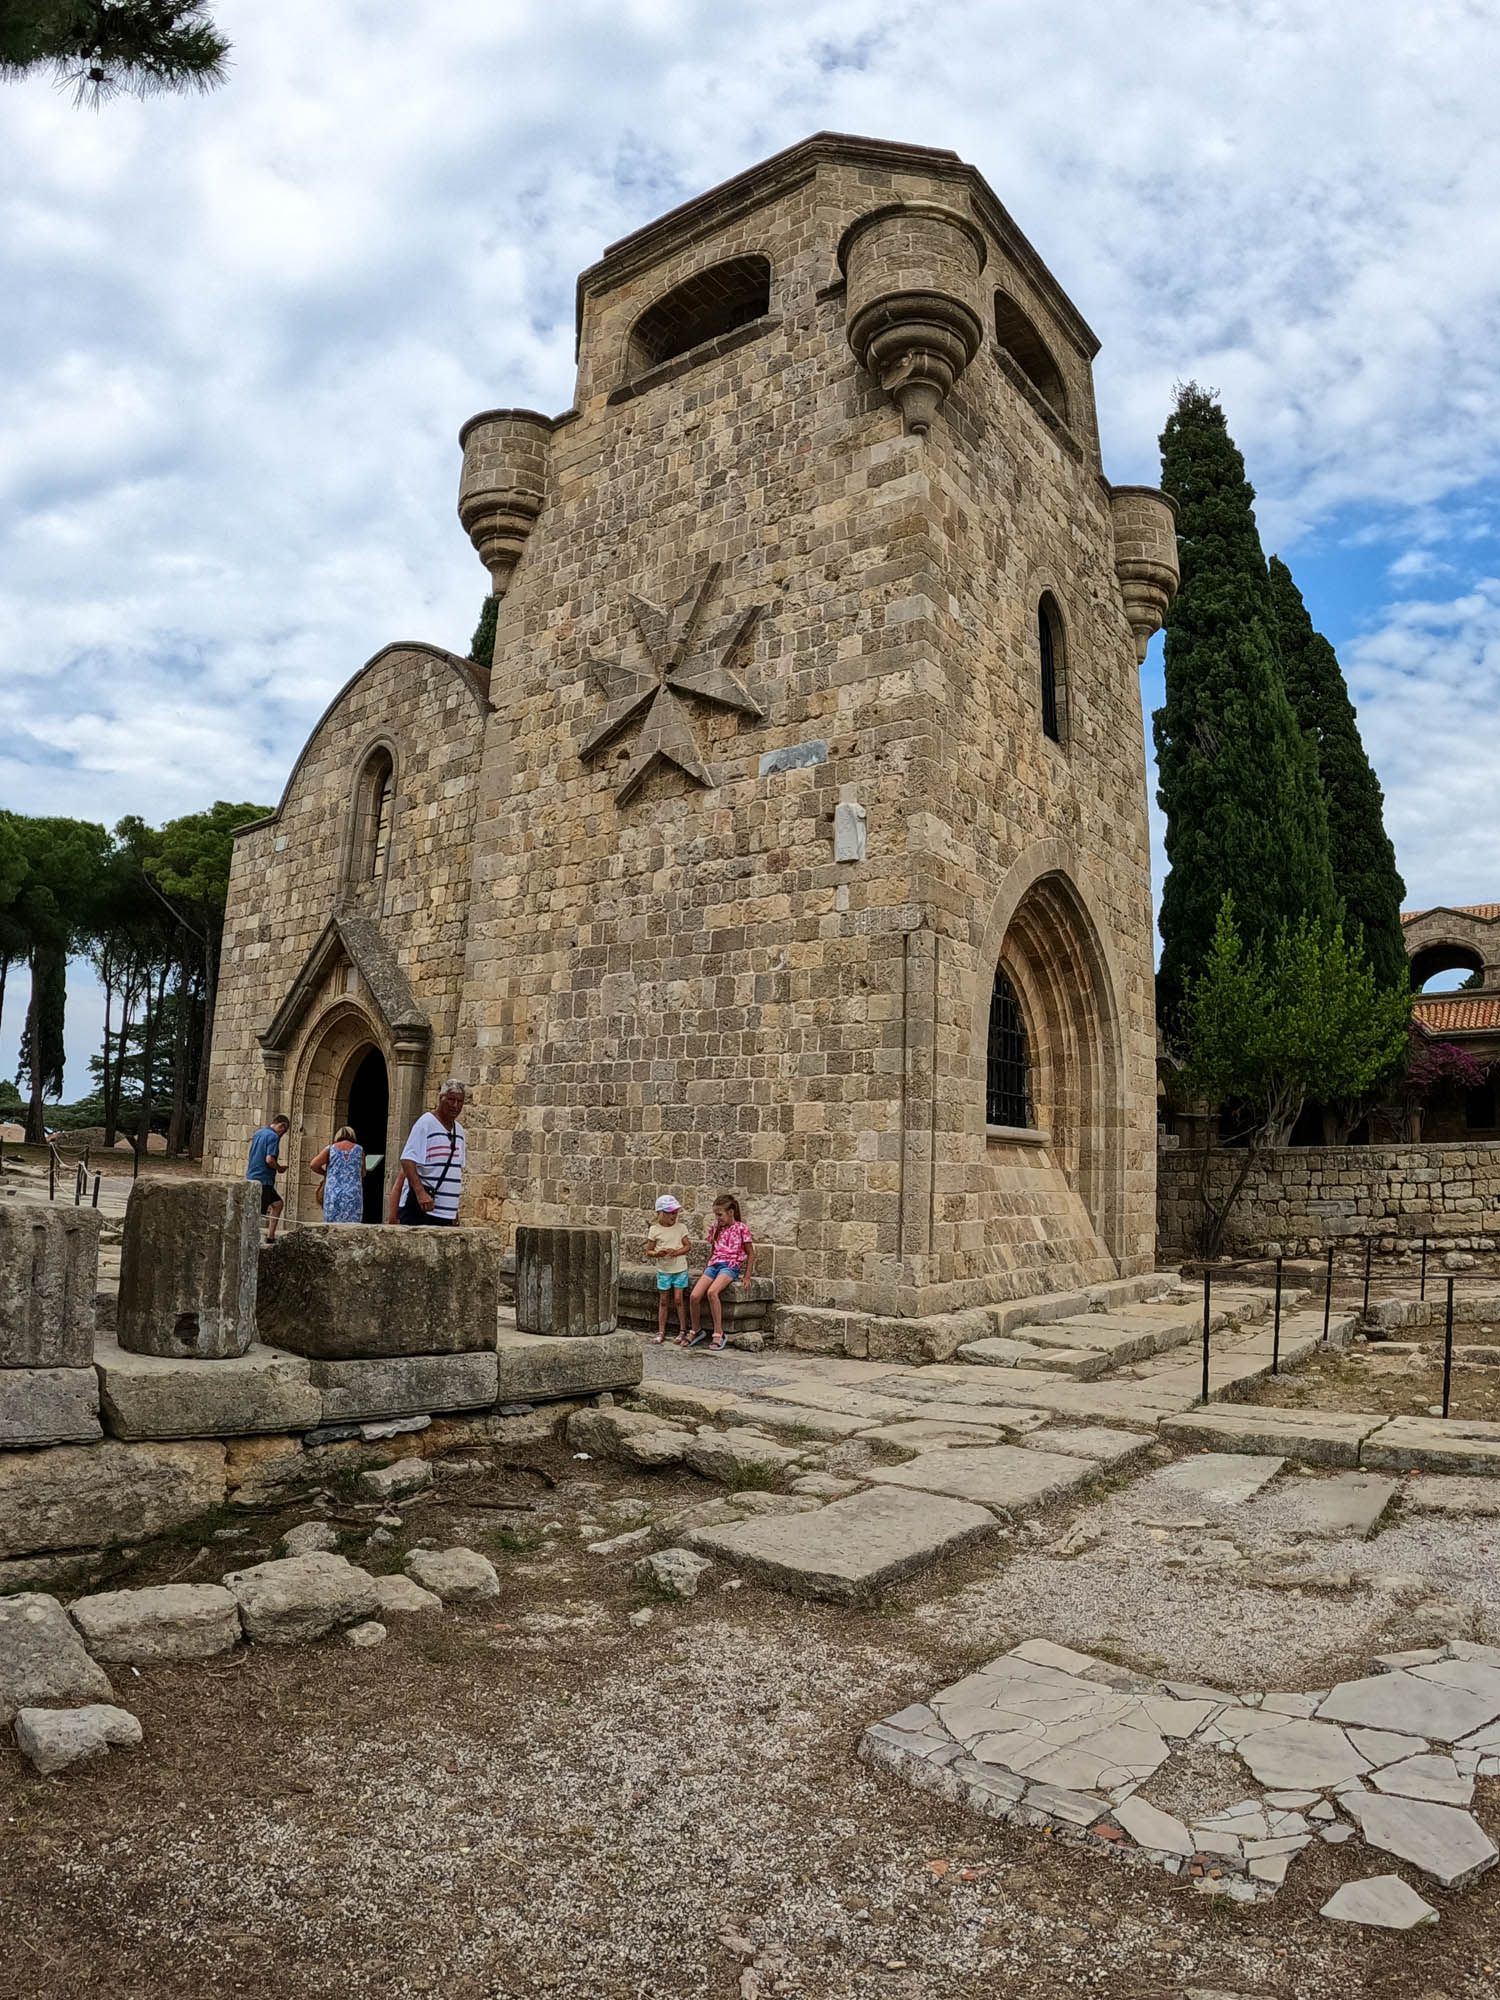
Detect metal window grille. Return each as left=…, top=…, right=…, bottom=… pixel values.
left=1039, top=603, right=1060, bottom=742
left=986, top=971, right=1032, bottom=1128
left=371, top=775, right=393, bottom=878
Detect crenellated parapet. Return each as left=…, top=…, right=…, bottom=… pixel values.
left=1108, top=485, right=1180, bottom=662
left=457, top=408, right=553, bottom=596
left=839, top=202, right=987, bottom=436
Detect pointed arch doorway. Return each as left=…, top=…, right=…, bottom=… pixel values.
left=343, top=1045, right=389, bottom=1224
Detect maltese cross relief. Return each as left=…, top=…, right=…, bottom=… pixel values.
left=580, top=562, right=763, bottom=805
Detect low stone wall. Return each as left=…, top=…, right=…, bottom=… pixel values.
left=1158, top=1142, right=1500, bottom=1258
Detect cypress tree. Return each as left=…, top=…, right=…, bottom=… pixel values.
left=1267, top=556, right=1408, bottom=991
left=1153, top=385, right=1335, bottom=1028
left=469, top=594, right=498, bottom=672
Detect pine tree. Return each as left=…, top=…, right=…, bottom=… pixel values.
left=1153, top=385, right=1335, bottom=1028
left=469, top=594, right=498, bottom=672
left=1, top=2, right=229, bottom=104
left=1267, top=556, right=1407, bottom=991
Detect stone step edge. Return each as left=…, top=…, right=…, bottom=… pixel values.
left=771, top=1271, right=1281, bottom=1366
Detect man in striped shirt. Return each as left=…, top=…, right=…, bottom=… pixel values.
left=389, top=1079, right=467, bottom=1226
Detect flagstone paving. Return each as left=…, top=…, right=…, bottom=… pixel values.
left=863, top=1638, right=1500, bottom=1903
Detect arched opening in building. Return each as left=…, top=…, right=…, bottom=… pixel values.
left=986, top=869, right=1124, bottom=1262
left=1038, top=593, right=1066, bottom=744
left=994, top=290, right=1069, bottom=423
left=349, top=746, right=395, bottom=890
left=342, top=1044, right=389, bottom=1224
left=1409, top=942, right=1485, bottom=993
left=626, top=256, right=772, bottom=376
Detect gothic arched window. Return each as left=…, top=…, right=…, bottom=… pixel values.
left=1038, top=594, right=1064, bottom=744
left=349, top=747, right=395, bottom=889
left=986, top=969, right=1032, bottom=1129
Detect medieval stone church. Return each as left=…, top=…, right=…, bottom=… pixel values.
left=206, top=133, right=1179, bottom=1322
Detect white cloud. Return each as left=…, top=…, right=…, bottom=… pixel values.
left=1, top=0, right=1498, bottom=993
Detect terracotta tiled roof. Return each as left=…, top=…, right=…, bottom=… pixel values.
left=1403, top=903, right=1500, bottom=924
left=1412, top=994, right=1500, bottom=1033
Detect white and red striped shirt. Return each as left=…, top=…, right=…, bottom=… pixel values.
left=398, top=1113, right=466, bottom=1222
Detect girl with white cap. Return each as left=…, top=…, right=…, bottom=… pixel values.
left=645, top=1194, right=692, bottom=1343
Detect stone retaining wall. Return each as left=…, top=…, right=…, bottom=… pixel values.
left=1158, top=1142, right=1500, bottom=1258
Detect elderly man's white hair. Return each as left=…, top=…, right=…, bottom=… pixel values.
left=440, top=1077, right=468, bottom=1095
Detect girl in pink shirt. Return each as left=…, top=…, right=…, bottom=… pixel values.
left=684, top=1193, right=755, bottom=1351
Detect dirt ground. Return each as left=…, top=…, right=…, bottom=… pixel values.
left=1242, top=1318, right=1500, bottom=1423
left=3, top=1438, right=1498, bottom=2000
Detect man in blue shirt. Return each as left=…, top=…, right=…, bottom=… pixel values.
left=246, top=1115, right=291, bottom=1242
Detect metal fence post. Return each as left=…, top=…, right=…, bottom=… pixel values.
left=48, top=1149, right=55, bottom=1202
left=1419, top=1233, right=1428, bottom=1302
left=1322, top=1243, right=1334, bottom=1343
left=1362, top=1235, right=1373, bottom=1315
left=91, top=1173, right=101, bottom=1209
left=1442, top=1278, right=1455, bottom=1421
left=1201, top=1266, right=1212, bottom=1404
left=1272, top=1256, right=1283, bottom=1375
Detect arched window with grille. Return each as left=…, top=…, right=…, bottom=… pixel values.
left=348, top=746, right=395, bottom=892
left=625, top=256, right=772, bottom=378
left=986, top=969, right=1032, bottom=1129
left=1038, top=593, right=1064, bottom=744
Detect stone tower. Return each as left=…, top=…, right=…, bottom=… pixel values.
left=207, top=133, right=1178, bottom=1325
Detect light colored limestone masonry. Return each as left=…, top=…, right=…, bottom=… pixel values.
left=207, top=133, right=1178, bottom=1320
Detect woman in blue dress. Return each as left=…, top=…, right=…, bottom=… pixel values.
left=309, top=1125, right=368, bottom=1223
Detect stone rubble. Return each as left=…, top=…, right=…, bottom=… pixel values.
left=14, top=1702, right=142, bottom=1775
left=0, top=1592, right=115, bottom=1723
left=221, top=1552, right=380, bottom=1645
left=67, top=1583, right=240, bottom=1663
left=864, top=1637, right=1500, bottom=1900
left=403, top=1546, right=500, bottom=1604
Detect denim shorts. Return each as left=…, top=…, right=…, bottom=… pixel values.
left=656, top=1270, right=689, bottom=1291
left=704, top=1261, right=744, bottom=1283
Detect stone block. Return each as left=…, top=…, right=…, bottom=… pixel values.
left=403, top=1546, right=499, bottom=1603
left=222, top=1552, right=379, bottom=1644
left=0, top=1437, right=226, bottom=1560
left=15, top=1703, right=141, bottom=1775
left=117, top=1176, right=258, bottom=1359
left=0, top=1207, right=102, bottom=1368
left=94, top=1335, right=320, bottom=1439
left=866, top=1444, right=1094, bottom=1516
left=1361, top=1415, right=1500, bottom=1477
left=494, top=1326, right=642, bottom=1402
left=1158, top=1406, right=1383, bottom=1468
left=1319, top=1875, right=1437, bottom=1929
left=257, top=1225, right=500, bottom=1358
left=309, top=1349, right=499, bottom=1422
left=514, top=1226, right=618, bottom=1336
left=67, top=1583, right=241, bottom=1663
left=566, top=1405, right=691, bottom=1467
left=0, top=1592, right=116, bottom=1723
left=689, top=1485, right=996, bottom=1602
left=1340, top=1792, right=1498, bottom=1888
left=0, top=1365, right=101, bottom=1445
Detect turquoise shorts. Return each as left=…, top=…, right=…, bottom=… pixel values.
left=657, top=1270, right=690, bottom=1291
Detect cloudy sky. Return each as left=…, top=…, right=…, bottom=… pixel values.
left=4, top=0, right=1499, bottom=1092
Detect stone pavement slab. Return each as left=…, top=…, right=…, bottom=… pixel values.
left=1146, top=1453, right=1284, bottom=1506
left=1319, top=1875, right=1438, bottom=1929
left=1018, top=1425, right=1152, bottom=1468
left=955, top=1336, right=1077, bottom=1370
left=1317, top=1670, right=1500, bottom=1742
left=1234, top=1720, right=1370, bottom=1790
left=1268, top=1472, right=1398, bottom=1540
left=688, top=1485, right=996, bottom=1602
left=1372, top=1754, right=1473, bottom=1806
left=1402, top=1475, right=1500, bottom=1516
left=866, top=1444, right=1094, bottom=1515
left=857, top=1419, right=1016, bottom=1452
left=1340, top=1792, right=1498, bottom=1887
left=1361, top=1414, right=1500, bottom=1476
left=1158, top=1406, right=1384, bottom=1467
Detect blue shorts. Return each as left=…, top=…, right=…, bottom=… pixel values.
left=657, top=1270, right=690, bottom=1291
left=705, top=1261, right=744, bottom=1283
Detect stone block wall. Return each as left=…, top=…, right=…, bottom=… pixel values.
left=1158, top=1142, right=1500, bottom=1257
left=206, top=644, right=488, bottom=1223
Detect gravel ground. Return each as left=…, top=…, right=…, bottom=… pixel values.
left=3, top=1437, right=1499, bottom=1999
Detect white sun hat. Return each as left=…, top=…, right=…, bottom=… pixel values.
left=654, top=1194, right=681, bottom=1212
